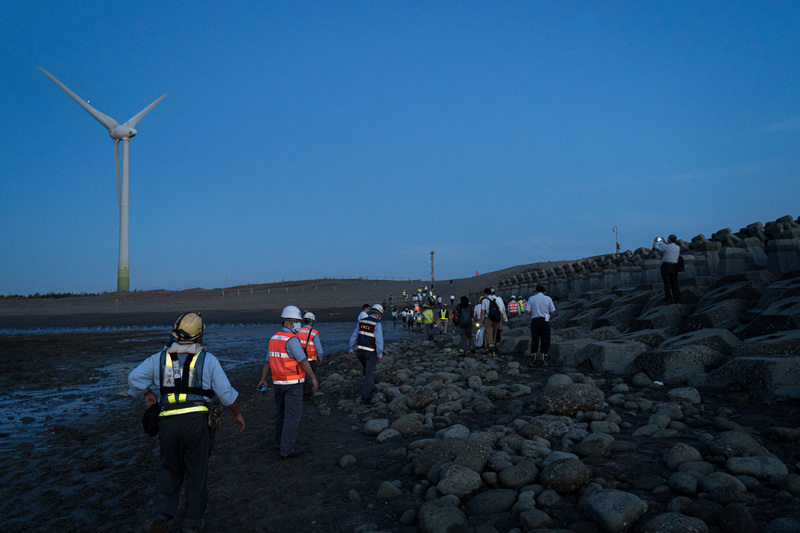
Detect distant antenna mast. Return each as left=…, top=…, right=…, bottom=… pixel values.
left=430, top=251, right=435, bottom=286
left=612, top=226, right=620, bottom=254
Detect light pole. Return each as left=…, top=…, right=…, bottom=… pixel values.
left=430, top=251, right=435, bottom=287
left=612, top=226, right=620, bottom=254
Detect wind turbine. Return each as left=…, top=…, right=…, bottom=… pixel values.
left=39, top=67, right=166, bottom=292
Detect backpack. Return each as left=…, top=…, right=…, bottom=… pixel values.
left=459, top=304, right=472, bottom=327
left=487, top=297, right=502, bottom=322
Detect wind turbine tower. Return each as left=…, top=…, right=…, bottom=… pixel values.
left=39, top=67, right=166, bottom=292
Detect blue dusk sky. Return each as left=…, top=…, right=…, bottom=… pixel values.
left=1, top=2, right=798, bottom=295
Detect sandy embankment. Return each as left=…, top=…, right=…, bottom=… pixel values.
left=0, top=262, right=568, bottom=329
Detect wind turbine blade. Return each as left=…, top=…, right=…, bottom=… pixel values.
left=115, top=140, right=121, bottom=216
left=126, top=93, right=167, bottom=128
left=39, top=67, right=119, bottom=131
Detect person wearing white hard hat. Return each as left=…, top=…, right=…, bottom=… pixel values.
left=348, top=304, right=384, bottom=404
left=257, top=305, right=318, bottom=458
left=128, top=312, right=245, bottom=533
left=298, top=311, right=324, bottom=398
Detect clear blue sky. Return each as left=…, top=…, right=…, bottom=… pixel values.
left=2, top=2, right=798, bottom=295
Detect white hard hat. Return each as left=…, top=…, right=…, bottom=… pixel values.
left=303, top=311, right=316, bottom=322
left=281, top=305, right=303, bottom=320
left=370, top=304, right=384, bottom=315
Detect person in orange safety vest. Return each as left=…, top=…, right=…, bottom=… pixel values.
left=298, top=311, right=324, bottom=398
left=257, top=305, right=318, bottom=459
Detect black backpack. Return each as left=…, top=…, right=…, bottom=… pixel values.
left=487, top=297, right=502, bottom=322
left=459, top=304, right=472, bottom=327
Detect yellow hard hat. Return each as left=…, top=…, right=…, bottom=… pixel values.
left=173, top=312, right=203, bottom=341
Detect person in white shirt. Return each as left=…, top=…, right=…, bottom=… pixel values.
left=653, top=234, right=681, bottom=304
left=526, top=285, right=556, bottom=367
left=479, top=288, right=507, bottom=357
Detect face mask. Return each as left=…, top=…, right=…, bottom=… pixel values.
left=291, top=321, right=303, bottom=333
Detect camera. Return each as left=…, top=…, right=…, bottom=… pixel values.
left=656, top=237, right=663, bottom=242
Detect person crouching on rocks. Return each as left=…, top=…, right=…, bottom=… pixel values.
left=349, top=304, right=384, bottom=404
left=128, top=312, right=245, bottom=533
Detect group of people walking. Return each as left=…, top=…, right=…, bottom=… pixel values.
left=126, top=229, right=683, bottom=533
left=128, top=302, right=386, bottom=533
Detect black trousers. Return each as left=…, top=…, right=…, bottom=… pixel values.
left=153, top=412, right=209, bottom=529
left=530, top=317, right=551, bottom=354
left=660, top=262, right=681, bottom=303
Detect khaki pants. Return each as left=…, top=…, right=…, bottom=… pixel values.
left=482, top=318, right=500, bottom=346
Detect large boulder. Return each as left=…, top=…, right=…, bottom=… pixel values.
left=406, top=386, right=438, bottom=410
left=587, top=339, right=649, bottom=374
left=659, top=328, right=742, bottom=356
left=418, top=500, right=469, bottom=533
left=437, top=464, right=483, bottom=498
left=580, top=489, right=648, bottom=533
left=695, top=356, right=800, bottom=403
left=463, top=489, right=517, bottom=516
left=631, top=305, right=688, bottom=333
left=636, top=346, right=727, bottom=385
left=540, top=457, right=589, bottom=494
left=680, top=299, right=749, bottom=333
left=536, top=381, right=605, bottom=416
left=731, top=330, right=800, bottom=357
left=736, top=296, right=800, bottom=339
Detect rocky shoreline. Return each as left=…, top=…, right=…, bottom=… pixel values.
left=319, top=334, right=800, bottom=532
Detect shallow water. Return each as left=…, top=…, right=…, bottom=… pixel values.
left=0, top=320, right=418, bottom=454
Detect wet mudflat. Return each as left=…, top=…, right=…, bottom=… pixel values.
left=2, top=329, right=800, bottom=532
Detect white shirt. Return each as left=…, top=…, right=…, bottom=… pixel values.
left=527, top=293, right=556, bottom=322
left=654, top=241, right=680, bottom=263
left=480, top=295, right=508, bottom=321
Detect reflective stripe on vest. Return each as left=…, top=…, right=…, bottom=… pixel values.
left=298, top=326, right=319, bottom=361
left=440, top=309, right=448, bottom=320
left=509, top=301, right=519, bottom=314
left=356, top=316, right=378, bottom=352
left=160, top=349, right=209, bottom=416
left=269, top=331, right=306, bottom=385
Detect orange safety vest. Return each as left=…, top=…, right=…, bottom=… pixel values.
left=509, top=300, right=519, bottom=314
left=298, top=326, right=320, bottom=361
left=268, top=330, right=306, bottom=385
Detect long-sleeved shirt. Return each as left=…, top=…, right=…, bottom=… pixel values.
left=127, top=342, right=239, bottom=407
left=654, top=241, right=680, bottom=263
left=267, top=327, right=307, bottom=363
left=349, top=317, right=384, bottom=358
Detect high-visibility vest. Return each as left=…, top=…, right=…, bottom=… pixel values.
left=298, top=326, right=320, bottom=361
left=440, top=308, right=448, bottom=321
left=423, top=309, right=434, bottom=324
left=269, top=331, right=306, bottom=385
left=159, top=348, right=214, bottom=417
left=509, top=300, right=519, bottom=314
left=356, top=315, right=380, bottom=352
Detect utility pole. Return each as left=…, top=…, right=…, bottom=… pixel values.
left=612, top=226, right=621, bottom=254
left=430, top=251, right=435, bottom=287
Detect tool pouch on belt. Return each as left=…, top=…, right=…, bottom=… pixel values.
left=207, top=401, right=223, bottom=430
left=142, top=403, right=161, bottom=437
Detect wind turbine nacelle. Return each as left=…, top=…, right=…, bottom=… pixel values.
left=109, top=125, right=137, bottom=140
